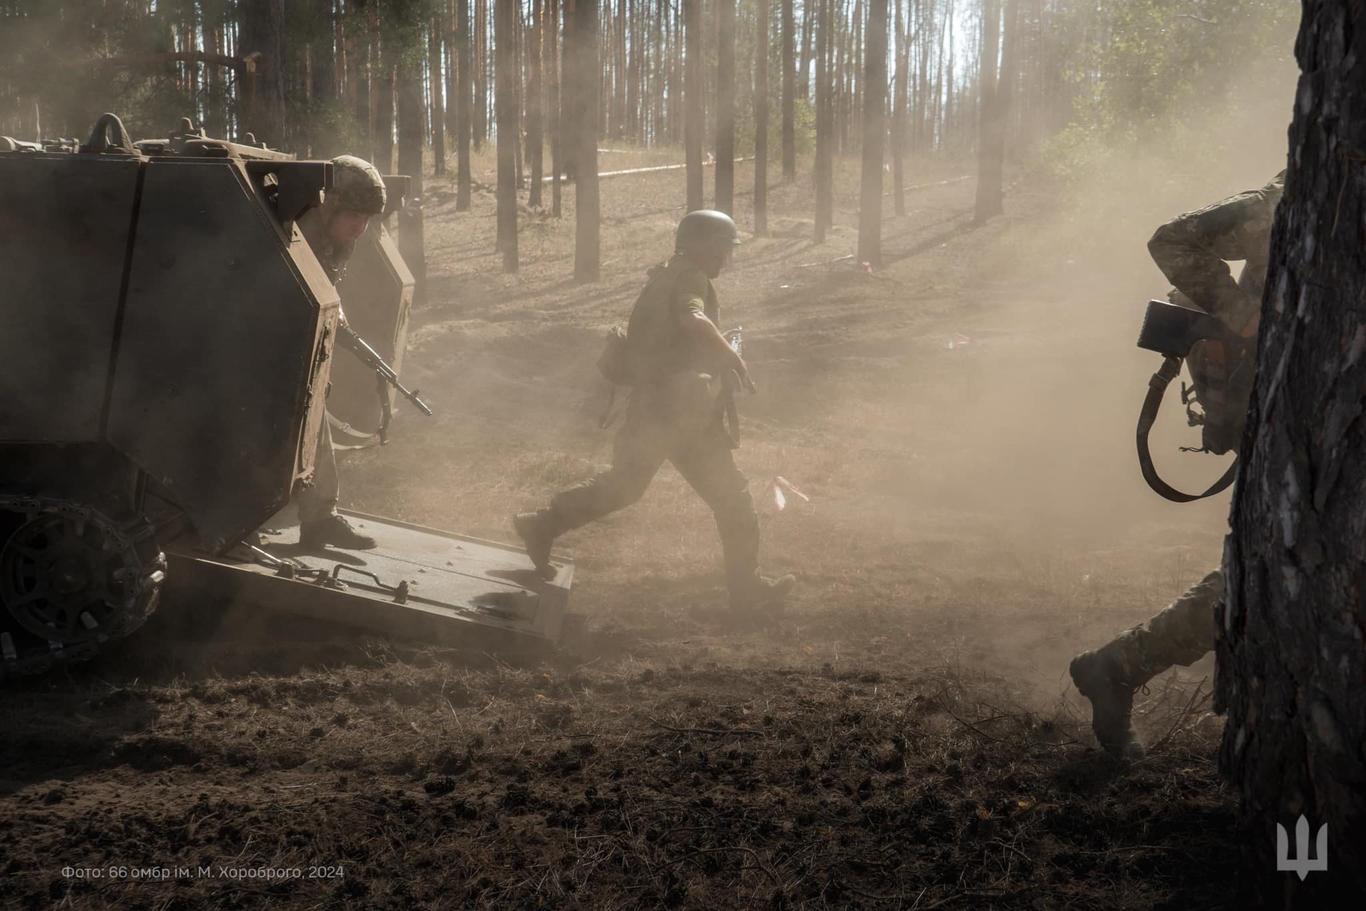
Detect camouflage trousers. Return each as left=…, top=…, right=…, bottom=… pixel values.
left=1102, top=568, right=1222, bottom=687
left=297, top=417, right=340, bottom=524
left=545, top=380, right=761, bottom=596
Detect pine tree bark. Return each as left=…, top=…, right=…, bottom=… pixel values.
left=473, top=0, right=487, bottom=149
left=626, top=0, right=641, bottom=141
left=714, top=0, right=736, bottom=214
left=372, top=27, right=396, bottom=174
left=683, top=0, right=704, bottom=212
left=348, top=7, right=373, bottom=155
left=548, top=0, right=563, bottom=217
left=495, top=0, right=519, bottom=271
left=571, top=0, right=600, bottom=281
left=237, top=0, right=286, bottom=146
left=798, top=0, right=813, bottom=101
left=1217, top=2, right=1366, bottom=902
left=396, top=40, right=427, bottom=305
left=612, top=0, right=627, bottom=139
left=445, top=0, right=459, bottom=139
left=203, top=13, right=227, bottom=138
left=857, top=0, right=885, bottom=266
left=455, top=0, right=473, bottom=210
left=310, top=0, right=337, bottom=109
left=780, top=0, right=796, bottom=180
left=813, top=0, right=833, bottom=242
left=973, top=0, right=1006, bottom=223
left=429, top=17, right=446, bottom=176
left=527, top=0, right=545, bottom=208
left=754, top=0, right=770, bottom=235
left=891, top=0, right=908, bottom=216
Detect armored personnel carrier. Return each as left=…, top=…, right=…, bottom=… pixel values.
left=0, top=115, right=572, bottom=678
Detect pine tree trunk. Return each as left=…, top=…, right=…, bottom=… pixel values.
left=714, top=0, right=737, bottom=214
left=754, top=0, right=770, bottom=235
left=973, top=0, right=1004, bottom=223
left=348, top=8, right=373, bottom=155
left=626, top=0, right=641, bottom=142
left=813, top=0, right=833, bottom=242
left=527, top=0, right=545, bottom=208
left=311, top=0, right=337, bottom=107
left=781, top=0, right=796, bottom=180
left=372, top=19, right=396, bottom=173
left=571, top=0, right=600, bottom=281
left=237, top=0, right=286, bottom=146
left=683, top=0, right=704, bottom=212
left=891, top=0, right=908, bottom=216
left=1218, top=2, right=1366, bottom=902
left=837, top=0, right=851, bottom=154
left=473, top=0, right=487, bottom=149
left=203, top=15, right=227, bottom=138
left=548, top=0, right=563, bottom=217
left=798, top=0, right=813, bottom=101
left=396, top=41, right=426, bottom=304
left=495, top=0, right=519, bottom=271
left=445, top=1, right=459, bottom=139
left=455, top=0, right=473, bottom=210
left=612, top=0, right=627, bottom=139
left=857, top=0, right=885, bottom=266
left=430, top=17, right=446, bottom=176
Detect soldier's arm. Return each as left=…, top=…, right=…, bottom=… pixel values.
left=1147, top=188, right=1275, bottom=327
left=674, top=272, right=752, bottom=386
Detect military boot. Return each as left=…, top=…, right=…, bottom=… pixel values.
left=1069, top=638, right=1147, bottom=760
left=729, top=573, right=796, bottom=614
left=299, top=514, right=378, bottom=550
left=513, top=510, right=559, bottom=580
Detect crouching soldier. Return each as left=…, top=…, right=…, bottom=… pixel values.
left=514, top=210, right=795, bottom=613
left=1070, top=172, right=1284, bottom=759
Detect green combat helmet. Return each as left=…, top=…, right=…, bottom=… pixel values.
left=676, top=208, right=740, bottom=255
left=328, top=154, right=386, bottom=216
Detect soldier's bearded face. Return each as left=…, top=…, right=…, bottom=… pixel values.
left=327, top=209, right=373, bottom=247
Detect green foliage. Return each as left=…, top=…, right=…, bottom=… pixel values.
left=735, top=95, right=816, bottom=162
left=1037, top=0, right=1299, bottom=180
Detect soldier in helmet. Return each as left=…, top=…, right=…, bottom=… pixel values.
left=292, top=154, right=388, bottom=550
left=514, top=209, right=795, bottom=613
left=1069, top=171, right=1284, bottom=759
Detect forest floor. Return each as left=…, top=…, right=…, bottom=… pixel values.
left=0, top=147, right=1268, bottom=909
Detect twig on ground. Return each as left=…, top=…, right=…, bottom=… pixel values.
left=932, top=692, right=1010, bottom=744
left=648, top=717, right=764, bottom=737
left=1149, top=677, right=1210, bottom=752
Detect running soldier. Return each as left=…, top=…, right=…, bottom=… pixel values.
left=514, top=210, right=795, bottom=613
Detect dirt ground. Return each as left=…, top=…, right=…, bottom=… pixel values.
left=0, top=148, right=1278, bottom=909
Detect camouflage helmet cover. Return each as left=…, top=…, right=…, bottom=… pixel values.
left=328, top=154, right=386, bottom=216
left=675, top=208, right=740, bottom=254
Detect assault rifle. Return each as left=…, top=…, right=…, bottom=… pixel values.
left=337, top=322, right=433, bottom=444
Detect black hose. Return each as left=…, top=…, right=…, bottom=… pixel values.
left=81, top=113, right=137, bottom=155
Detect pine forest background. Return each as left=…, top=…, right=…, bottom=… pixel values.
left=0, top=0, right=1298, bottom=274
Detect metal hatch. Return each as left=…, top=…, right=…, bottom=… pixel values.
left=165, top=510, right=573, bottom=651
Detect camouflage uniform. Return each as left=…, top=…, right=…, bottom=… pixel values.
left=524, top=255, right=769, bottom=604
left=1072, top=173, right=1283, bottom=757
left=294, top=156, right=386, bottom=534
